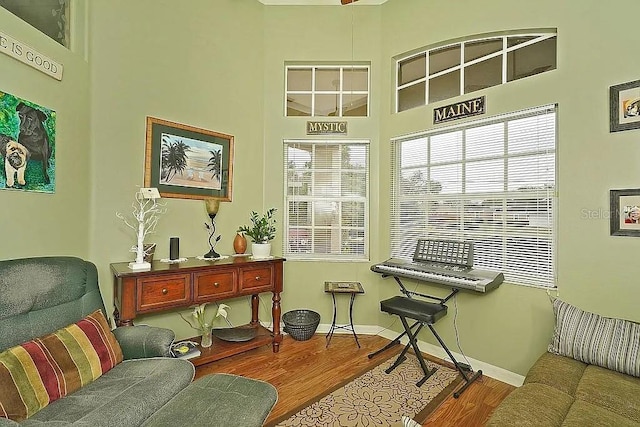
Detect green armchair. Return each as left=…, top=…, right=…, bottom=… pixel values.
left=0, top=257, right=194, bottom=426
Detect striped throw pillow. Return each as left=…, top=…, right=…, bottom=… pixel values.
left=0, top=310, right=123, bottom=422
left=548, top=298, right=640, bottom=377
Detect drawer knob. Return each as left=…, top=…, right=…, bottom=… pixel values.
left=214, top=282, right=220, bottom=288
left=255, top=276, right=260, bottom=281
left=161, top=288, right=168, bottom=295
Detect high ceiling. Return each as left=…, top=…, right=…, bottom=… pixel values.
left=257, top=0, right=387, bottom=5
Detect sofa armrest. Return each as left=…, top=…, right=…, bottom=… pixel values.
left=112, top=325, right=175, bottom=359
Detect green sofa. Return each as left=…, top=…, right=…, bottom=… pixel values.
left=487, top=299, right=640, bottom=426
left=0, top=257, right=195, bottom=426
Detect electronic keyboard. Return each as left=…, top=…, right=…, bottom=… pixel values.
left=371, top=258, right=503, bottom=293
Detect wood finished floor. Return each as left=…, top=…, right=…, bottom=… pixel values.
left=195, top=334, right=515, bottom=426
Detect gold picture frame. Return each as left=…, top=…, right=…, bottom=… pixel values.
left=144, top=117, right=233, bottom=201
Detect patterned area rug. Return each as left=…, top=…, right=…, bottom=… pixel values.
left=271, top=353, right=462, bottom=427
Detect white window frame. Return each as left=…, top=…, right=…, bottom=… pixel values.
left=395, top=30, right=557, bottom=112
left=284, top=139, right=370, bottom=261
left=390, top=105, right=557, bottom=288
left=285, top=65, right=370, bottom=117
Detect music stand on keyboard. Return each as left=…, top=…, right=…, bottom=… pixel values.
left=369, top=239, right=483, bottom=398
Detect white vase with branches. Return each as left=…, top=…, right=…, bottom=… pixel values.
left=116, top=188, right=165, bottom=270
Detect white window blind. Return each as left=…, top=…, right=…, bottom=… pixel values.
left=284, top=140, right=369, bottom=260
left=390, top=105, right=557, bottom=287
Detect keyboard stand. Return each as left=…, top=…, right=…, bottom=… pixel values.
left=368, top=276, right=482, bottom=398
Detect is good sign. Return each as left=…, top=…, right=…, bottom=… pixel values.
left=0, top=31, right=63, bottom=80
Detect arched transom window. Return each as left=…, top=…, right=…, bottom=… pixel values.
left=396, top=30, right=557, bottom=112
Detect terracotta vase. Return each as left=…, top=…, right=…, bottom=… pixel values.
left=233, top=232, right=247, bottom=254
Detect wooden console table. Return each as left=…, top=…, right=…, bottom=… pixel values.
left=111, top=256, right=284, bottom=365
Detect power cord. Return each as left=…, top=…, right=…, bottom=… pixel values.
left=254, top=294, right=273, bottom=330
left=452, top=293, right=473, bottom=369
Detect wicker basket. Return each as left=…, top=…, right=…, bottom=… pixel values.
left=282, top=309, right=320, bottom=341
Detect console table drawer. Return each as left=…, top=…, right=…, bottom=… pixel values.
left=194, top=270, right=237, bottom=301
left=240, top=266, right=272, bottom=292
left=137, top=274, right=191, bottom=312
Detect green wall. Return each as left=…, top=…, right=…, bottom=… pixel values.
left=378, top=0, right=640, bottom=375
left=0, top=3, right=90, bottom=258
left=88, top=0, right=267, bottom=335
left=2, top=0, right=639, bottom=377
left=262, top=4, right=384, bottom=330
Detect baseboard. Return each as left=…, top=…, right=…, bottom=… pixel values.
left=307, top=323, right=525, bottom=387
left=376, top=328, right=525, bottom=387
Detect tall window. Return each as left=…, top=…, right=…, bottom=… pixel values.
left=396, top=31, right=557, bottom=112
left=285, top=140, right=369, bottom=260
left=0, top=0, right=70, bottom=48
left=390, top=105, right=557, bottom=287
left=286, top=65, right=370, bottom=117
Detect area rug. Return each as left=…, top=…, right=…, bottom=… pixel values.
left=270, top=353, right=462, bottom=427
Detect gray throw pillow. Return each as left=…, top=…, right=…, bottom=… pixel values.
left=548, top=298, right=640, bottom=377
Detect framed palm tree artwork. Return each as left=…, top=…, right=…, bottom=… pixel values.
left=144, top=117, right=233, bottom=200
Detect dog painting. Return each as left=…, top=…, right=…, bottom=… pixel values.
left=0, top=136, right=30, bottom=187
left=16, top=102, right=52, bottom=184
left=0, top=91, right=55, bottom=193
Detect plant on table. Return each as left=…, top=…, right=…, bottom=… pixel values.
left=237, top=208, right=277, bottom=243
left=180, top=303, right=231, bottom=341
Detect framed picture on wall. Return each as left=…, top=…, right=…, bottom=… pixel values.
left=610, top=188, right=640, bottom=236
left=610, top=79, right=640, bottom=132
left=144, top=117, right=234, bottom=201
left=0, top=91, right=56, bottom=193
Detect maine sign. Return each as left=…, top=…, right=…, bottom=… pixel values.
left=433, top=96, right=485, bottom=124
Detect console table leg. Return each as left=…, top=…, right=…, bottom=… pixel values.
left=113, top=307, right=134, bottom=327
left=251, top=294, right=259, bottom=326
left=272, top=291, right=281, bottom=352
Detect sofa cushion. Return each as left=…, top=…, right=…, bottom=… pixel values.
left=0, top=257, right=105, bottom=353
left=141, top=373, right=277, bottom=427
left=548, top=298, right=640, bottom=378
left=574, top=364, right=640, bottom=423
left=22, top=358, right=194, bottom=427
left=486, top=382, right=574, bottom=427
left=0, top=310, right=123, bottom=422
left=524, top=352, right=587, bottom=396
left=561, top=400, right=639, bottom=427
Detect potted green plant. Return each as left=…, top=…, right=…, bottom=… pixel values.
left=238, top=208, right=277, bottom=258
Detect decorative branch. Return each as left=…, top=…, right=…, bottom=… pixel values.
left=116, top=189, right=166, bottom=267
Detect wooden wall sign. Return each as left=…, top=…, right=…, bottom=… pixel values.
left=0, top=31, right=63, bottom=80
left=434, top=96, right=485, bottom=124
left=306, top=121, right=348, bottom=135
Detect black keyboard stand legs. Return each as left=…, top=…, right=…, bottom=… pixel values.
left=426, top=323, right=483, bottom=398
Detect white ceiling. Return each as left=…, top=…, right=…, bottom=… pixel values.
left=258, top=0, right=387, bottom=5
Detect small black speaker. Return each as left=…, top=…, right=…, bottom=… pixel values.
left=169, top=237, right=179, bottom=260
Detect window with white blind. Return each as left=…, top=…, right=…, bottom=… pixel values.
left=284, top=140, right=369, bottom=260
left=390, top=105, right=557, bottom=287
